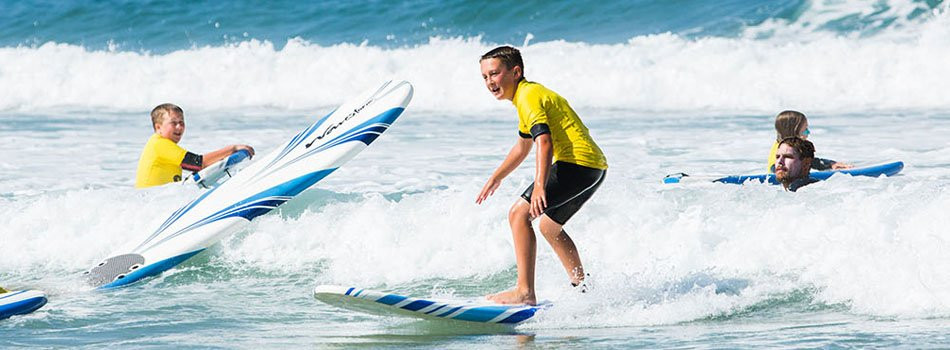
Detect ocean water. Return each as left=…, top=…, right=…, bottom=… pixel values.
left=2, top=0, right=950, bottom=347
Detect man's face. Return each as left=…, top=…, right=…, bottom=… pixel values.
left=155, top=112, right=185, bottom=143
left=480, top=58, right=521, bottom=101
left=774, top=143, right=807, bottom=182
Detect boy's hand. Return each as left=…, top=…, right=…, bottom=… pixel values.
left=476, top=177, right=501, bottom=204
left=529, top=185, right=547, bottom=218
left=234, top=144, right=256, bottom=158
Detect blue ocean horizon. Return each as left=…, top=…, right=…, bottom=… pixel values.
left=3, top=0, right=814, bottom=52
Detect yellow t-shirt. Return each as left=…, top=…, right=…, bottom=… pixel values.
left=135, top=134, right=189, bottom=188
left=512, top=79, right=607, bottom=170
left=767, top=140, right=779, bottom=173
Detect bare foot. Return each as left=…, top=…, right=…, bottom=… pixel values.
left=487, top=288, right=536, bottom=305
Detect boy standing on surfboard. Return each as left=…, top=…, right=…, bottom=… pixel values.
left=476, top=46, right=607, bottom=305
left=135, top=103, right=255, bottom=188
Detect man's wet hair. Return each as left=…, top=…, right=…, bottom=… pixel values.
left=779, top=136, right=815, bottom=159
left=480, top=46, right=525, bottom=75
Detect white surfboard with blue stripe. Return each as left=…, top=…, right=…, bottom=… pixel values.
left=0, top=290, right=47, bottom=320
left=313, top=285, right=545, bottom=325
left=83, top=80, right=413, bottom=289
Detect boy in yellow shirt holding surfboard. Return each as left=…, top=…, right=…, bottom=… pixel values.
left=135, top=103, right=255, bottom=188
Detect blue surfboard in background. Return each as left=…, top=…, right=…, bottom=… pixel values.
left=664, top=161, right=904, bottom=185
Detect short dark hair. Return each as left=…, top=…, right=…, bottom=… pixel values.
left=779, top=136, right=815, bottom=159
left=480, top=46, right=524, bottom=74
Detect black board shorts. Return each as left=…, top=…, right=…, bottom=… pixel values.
left=521, top=161, right=606, bottom=225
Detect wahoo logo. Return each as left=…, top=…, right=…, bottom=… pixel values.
left=306, top=98, right=374, bottom=148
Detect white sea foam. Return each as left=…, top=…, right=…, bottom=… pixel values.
left=10, top=173, right=950, bottom=321
left=1, top=3, right=948, bottom=116
left=225, top=174, right=950, bottom=321
left=4, top=109, right=950, bottom=322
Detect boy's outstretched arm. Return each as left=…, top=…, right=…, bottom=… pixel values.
left=529, top=134, right=552, bottom=218
left=476, top=137, right=533, bottom=204
left=201, top=144, right=255, bottom=169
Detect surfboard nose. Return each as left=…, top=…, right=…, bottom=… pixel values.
left=392, top=80, right=413, bottom=107
left=376, top=80, right=413, bottom=108
left=0, top=290, right=47, bottom=320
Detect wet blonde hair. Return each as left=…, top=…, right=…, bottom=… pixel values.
left=774, top=110, right=807, bottom=141
left=151, top=103, right=183, bottom=131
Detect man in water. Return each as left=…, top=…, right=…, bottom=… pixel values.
left=774, top=137, right=819, bottom=192
left=767, top=110, right=850, bottom=173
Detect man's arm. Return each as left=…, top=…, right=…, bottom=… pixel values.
left=812, top=157, right=852, bottom=171
left=476, top=137, right=533, bottom=204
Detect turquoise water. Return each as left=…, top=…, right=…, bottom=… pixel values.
left=4, top=0, right=950, bottom=348
left=3, top=0, right=808, bottom=51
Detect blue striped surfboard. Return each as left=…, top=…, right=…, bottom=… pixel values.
left=0, top=290, right=47, bottom=320
left=313, top=285, right=546, bottom=325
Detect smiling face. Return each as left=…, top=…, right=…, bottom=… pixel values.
left=774, top=143, right=807, bottom=183
left=480, top=57, right=522, bottom=101
left=155, top=111, right=185, bottom=143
